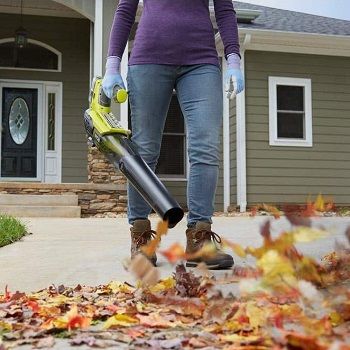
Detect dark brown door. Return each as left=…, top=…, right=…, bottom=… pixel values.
left=1, top=87, right=38, bottom=178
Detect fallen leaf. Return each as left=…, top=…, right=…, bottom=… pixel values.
left=222, top=239, right=247, bottom=258
left=128, top=254, right=160, bottom=287
left=34, top=336, right=55, bottom=349
left=292, top=227, right=329, bottom=243
left=142, top=220, right=168, bottom=257
left=160, top=243, right=186, bottom=264
left=103, top=314, right=139, bottom=329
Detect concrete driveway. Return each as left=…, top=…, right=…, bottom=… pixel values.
left=0, top=216, right=349, bottom=293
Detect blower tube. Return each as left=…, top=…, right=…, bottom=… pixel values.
left=104, top=135, right=184, bottom=228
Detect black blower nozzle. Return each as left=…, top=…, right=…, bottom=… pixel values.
left=105, top=136, right=184, bottom=228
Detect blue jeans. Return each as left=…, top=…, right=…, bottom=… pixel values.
left=127, top=64, right=223, bottom=227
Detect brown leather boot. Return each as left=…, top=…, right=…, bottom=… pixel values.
left=186, top=221, right=233, bottom=270
left=130, top=219, right=157, bottom=266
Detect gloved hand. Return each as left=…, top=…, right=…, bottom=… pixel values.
left=102, top=56, right=126, bottom=99
left=225, top=53, right=244, bottom=99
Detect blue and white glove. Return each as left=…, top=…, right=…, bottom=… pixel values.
left=102, top=56, right=126, bottom=99
left=225, top=53, right=244, bottom=99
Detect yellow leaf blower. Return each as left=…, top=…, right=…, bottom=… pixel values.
left=84, top=77, right=184, bottom=228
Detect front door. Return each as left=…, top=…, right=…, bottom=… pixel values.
left=1, top=86, right=41, bottom=179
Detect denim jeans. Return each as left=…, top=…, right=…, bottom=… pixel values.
left=127, top=64, right=223, bottom=227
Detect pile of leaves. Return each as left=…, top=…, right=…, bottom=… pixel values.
left=1, top=203, right=350, bottom=349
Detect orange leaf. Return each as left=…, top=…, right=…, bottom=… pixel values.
left=66, top=305, right=91, bottom=331
left=53, top=305, right=91, bottom=331
left=302, top=201, right=317, bottom=217
left=27, top=300, right=40, bottom=313
left=160, top=243, right=186, bottom=264
left=142, top=220, right=168, bottom=257
left=4, top=285, right=11, bottom=301
left=262, top=204, right=281, bottom=219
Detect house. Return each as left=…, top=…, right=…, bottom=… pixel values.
left=0, top=0, right=349, bottom=217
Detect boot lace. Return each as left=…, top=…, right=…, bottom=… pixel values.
left=135, top=230, right=156, bottom=248
left=194, top=230, right=222, bottom=246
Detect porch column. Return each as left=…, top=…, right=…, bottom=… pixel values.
left=93, top=0, right=103, bottom=77
left=236, top=34, right=251, bottom=212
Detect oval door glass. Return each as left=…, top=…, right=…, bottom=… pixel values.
left=9, top=97, right=30, bottom=145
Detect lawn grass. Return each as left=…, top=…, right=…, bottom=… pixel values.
left=0, top=215, right=27, bottom=248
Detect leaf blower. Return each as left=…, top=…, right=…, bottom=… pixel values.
left=84, top=77, right=184, bottom=228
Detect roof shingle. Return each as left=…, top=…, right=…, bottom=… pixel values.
left=213, top=1, right=350, bottom=36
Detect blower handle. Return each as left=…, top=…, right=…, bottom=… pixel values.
left=99, top=84, right=128, bottom=107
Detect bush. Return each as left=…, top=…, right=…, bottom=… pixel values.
left=0, top=215, right=27, bottom=248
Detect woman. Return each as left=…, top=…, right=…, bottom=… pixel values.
left=102, top=0, right=244, bottom=269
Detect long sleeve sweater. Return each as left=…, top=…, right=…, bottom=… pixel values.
left=108, top=0, right=240, bottom=66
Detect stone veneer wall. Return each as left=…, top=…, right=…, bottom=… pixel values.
left=88, top=146, right=126, bottom=185
left=0, top=147, right=129, bottom=218
left=0, top=183, right=127, bottom=218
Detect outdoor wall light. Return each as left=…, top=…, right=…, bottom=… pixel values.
left=14, top=0, right=28, bottom=49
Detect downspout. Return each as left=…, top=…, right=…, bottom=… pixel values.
left=236, top=33, right=251, bottom=212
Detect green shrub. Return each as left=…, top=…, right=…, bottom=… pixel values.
left=0, top=215, right=27, bottom=248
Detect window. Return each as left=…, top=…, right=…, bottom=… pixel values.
left=156, top=94, right=187, bottom=179
left=47, top=93, right=56, bottom=151
left=269, top=77, right=312, bottom=147
left=0, top=39, right=60, bottom=71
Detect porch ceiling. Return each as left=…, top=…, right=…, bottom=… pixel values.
left=0, top=0, right=85, bottom=19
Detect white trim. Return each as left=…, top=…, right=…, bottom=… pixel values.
left=0, top=79, right=63, bottom=183
left=236, top=34, right=250, bottom=213
left=0, top=81, right=44, bottom=182
left=120, top=41, right=129, bottom=128
left=269, top=77, right=313, bottom=147
left=222, top=58, right=230, bottom=213
left=216, top=29, right=350, bottom=58
left=160, top=178, right=187, bottom=182
left=0, top=38, right=62, bottom=72
left=93, top=0, right=103, bottom=77
left=44, top=83, right=63, bottom=183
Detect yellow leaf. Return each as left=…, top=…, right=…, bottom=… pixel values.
left=107, top=281, right=134, bottom=294
left=189, top=242, right=217, bottom=260
left=0, top=321, right=12, bottom=331
left=257, top=250, right=295, bottom=286
left=222, top=239, right=247, bottom=258
left=292, top=227, right=329, bottom=243
left=220, top=333, right=263, bottom=344
left=103, top=314, right=139, bottom=329
left=329, top=311, right=343, bottom=327
left=246, top=302, right=266, bottom=329
left=149, top=277, right=175, bottom=293
left=314, top=193, right=325, bottom=212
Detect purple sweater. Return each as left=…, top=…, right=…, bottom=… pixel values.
left=108, top=0, right=240, bottom=66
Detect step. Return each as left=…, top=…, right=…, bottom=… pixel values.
left=0, top=194, right=78, bottom=206
left=0, top=205, right=81, bottom=218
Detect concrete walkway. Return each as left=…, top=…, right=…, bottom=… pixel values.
left=0, top=216, right=349, bottom=293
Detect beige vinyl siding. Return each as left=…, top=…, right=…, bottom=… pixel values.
left=215, top=131, right=224, bottom=211
left=0, top=14, right=90, bottom=183
left=245, top=50, right=350, bottom=205
left=229, top=99, right=237, bottom=208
